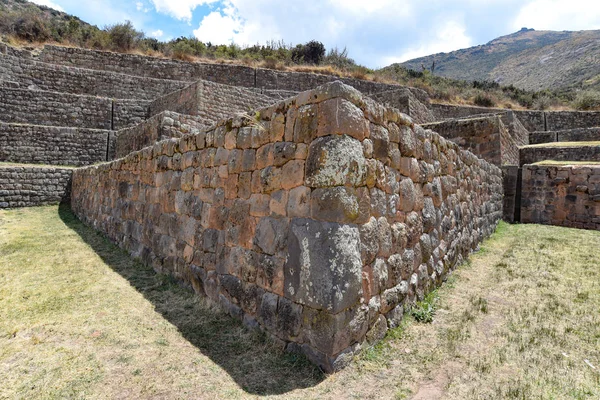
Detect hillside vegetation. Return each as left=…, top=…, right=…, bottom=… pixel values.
left=398, top=28, right=600, bottom=93
left=1, top=0, right=599, bottom=111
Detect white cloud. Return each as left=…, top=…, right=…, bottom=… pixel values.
left=385, top=20, right=473, bottom=63
left=512, top=0, right=600, bottom=31
left=150, top=29, right=164, bottom=38
left=30, top=0, right=64, bottom=12
left=136, top=1, right=144, bottom=11
left=150, top=0, right=219, bottom=21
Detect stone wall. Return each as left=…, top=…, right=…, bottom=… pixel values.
left=430, top=103, right=545, bottom=132
left=71, top=82, right=502, bottom=372
left=499, top=112, right=529, bottom=165
left=521, top=164, right=600, bottom=230
left=148, top=80, right=275, bottom=126
left=520, top=145, right=600, bottom=166
left=115, top=111, right=208, bottom=159
left=0, top=123, right=109, bottom=166
left=530, top=127, right=600, bottom=144
left=113, top=99, right=152, bottom=130
left=546, top=111, right=600, bottom=131
left=37, top=45, right=417, bottom=97
left=0, top=54, right=187, bottom=100
left=501, top=166, right=520, bottom=223
left=0, top=165, right=73, bottom=208
left=370, top=88, right=435, bottom=124
left=421, top=116, right=505, bottom=166
left=0, top=87, right=112, bottom=129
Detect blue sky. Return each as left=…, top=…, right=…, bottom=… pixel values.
left=31, top=0, right=600, bottom=68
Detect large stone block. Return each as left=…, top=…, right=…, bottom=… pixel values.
left=285, top=218, right=362, bottom=314
left=305, top=135, right=367, bottom=188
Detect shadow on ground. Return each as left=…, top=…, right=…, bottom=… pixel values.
left=57, top=204, right=324, bottom=396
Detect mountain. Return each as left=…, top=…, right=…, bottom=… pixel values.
left=395, top=28, right=600, bottom=92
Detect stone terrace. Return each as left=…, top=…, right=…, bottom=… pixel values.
left=2, top=42, right=600, bottom=372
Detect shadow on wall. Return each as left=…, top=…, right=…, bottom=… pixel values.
left=56, top=204, right=324, bottom=395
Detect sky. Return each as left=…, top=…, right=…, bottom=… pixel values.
left=30, top=0, right=600, bottom=68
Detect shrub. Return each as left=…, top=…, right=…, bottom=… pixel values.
left=533, top=95, right=552, bottom=110
left=172, top=41, right=195, bottom=61
left=291, top=40, right=325, bottom=65
left=574, top=91, right=600, bottom=110
left=105, top=21, right=142, bottom=52
left=473, top=93, right=496, bottom=107
left=13, top=12, right=50, bottom=42
left=263, top=55, right=279, bottom=69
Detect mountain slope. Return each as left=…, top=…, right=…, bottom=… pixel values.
left=395, top=29, right=600, bottom=92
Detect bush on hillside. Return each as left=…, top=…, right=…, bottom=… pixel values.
left=473, top=93, right=496, bottom=107
left=13, top=11, right=50, bottom=42
left=574, top=91, right=600, bottom=110
left=291, top=40, right=325, bottom=65
left=105, top=21, right=143, bottom=52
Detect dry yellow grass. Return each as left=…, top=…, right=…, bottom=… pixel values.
left=1, top=206, right=599, bottom=399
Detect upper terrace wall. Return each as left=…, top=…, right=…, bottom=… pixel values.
left=37, top=45, right=422, bottom=96
left=0, top=87, right=112, bottom=129
left=115, top=111, right=207, bottom=159
left=530, top=127, right=600, bottom=144
left=520, top=144, right=600, bottom=166
left=148, top=80, right=275, bottom=126
left=71, top=81, right=502, bottom=372
left=370, top=88, right=435, bottom=124
left=430, top=103, right=545, bottom=132
left=546, top=111, right=600, bottom=131
left=0, top=123, right=109, bottom=166
left=521, top=164, right=600, bottom=230
left=0, top=54, right=187, bottom=100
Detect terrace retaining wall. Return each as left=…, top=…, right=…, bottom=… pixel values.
left=0, top=165, right=72, bottom=208
left=521, top=164, right=600, bottom=230
left=71, top=82, right=502, bottom=372
left=0, top=123, right=109, bottom=166
left=0, top=53, right=187, bottom=99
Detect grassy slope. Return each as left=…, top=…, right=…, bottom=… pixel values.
left=1, top=206, right=599, bottom=399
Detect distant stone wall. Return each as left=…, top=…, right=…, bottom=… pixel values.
left=422, top=116, right=505, bottom=166
left=501, top=166, right=520, bottom=223
left=521, top=164, right=600, bottom=230
left=148, top=80, right=275, bottom=126
left=115, top=111, right=208, bottom=159
left=370, top=88, right=435, bottom=124
left=113, top=99, right=152, bottom=130
left=0, top=165, right=72, bottom=208
left=530, top=127, right=600, bottom=144
left=37, top=45, right=415, bottom=96
left=520, top=145, right=600, bottom=166
left=430, top=103, right=545, bottom=132
left=0, top=87, right=112, bottom=129
left=0, top=54, right=187, bottom=99
left=499, top=112, right=529, bottom=165
left=546, top=111, right=600, bottom=131
left=71, top=82, right=502, bottom=372
left=0, top=123, right=109, bottom=166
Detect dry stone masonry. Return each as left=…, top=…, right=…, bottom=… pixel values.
left=3, top=41, right=600, bottom=372
left=0, top=164, right=73, bottom=208
left=71, top=82, right=502, bottom=371
left=521, top=164, right=600, bottom=229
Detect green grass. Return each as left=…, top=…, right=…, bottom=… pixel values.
left=1, top=207, right=599, bottom=399
left=532, top=160, right=600, bottom=166
left=521, top=141, right=600, bottom=148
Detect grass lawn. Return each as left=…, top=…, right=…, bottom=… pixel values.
left=1, top=206, right=599, bottom=399
left=521, top=141, right=600, bottom=148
